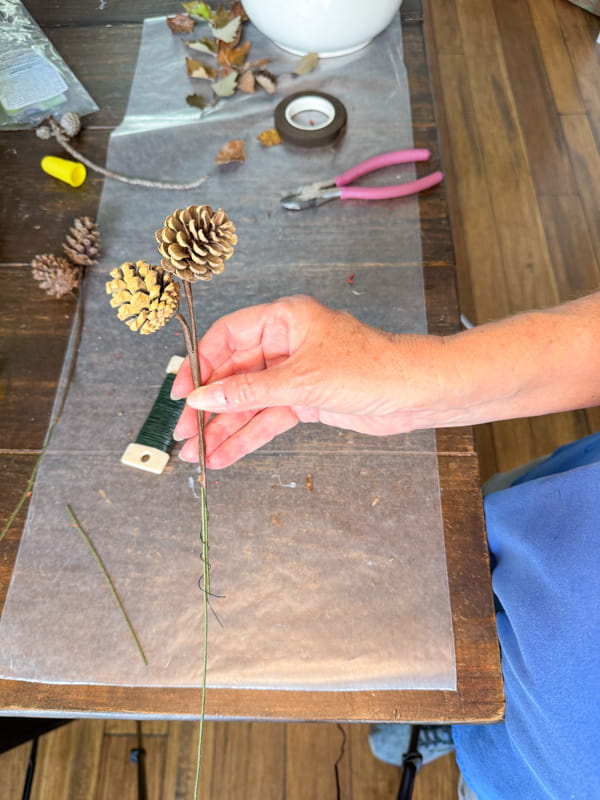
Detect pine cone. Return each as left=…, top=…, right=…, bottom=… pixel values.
left=155, top=205, right=237, bottom=282
left=63, top=216, right=101, bottom=266
left=31, top=253, right=79, bottom=298
left=59, top=112, right=81, bottom=138
left=106, top=260, right=180, bottom=335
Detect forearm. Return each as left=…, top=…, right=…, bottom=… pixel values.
left=420, top=292, right=600, bottom=428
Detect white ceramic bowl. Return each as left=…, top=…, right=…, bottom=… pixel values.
left=242, top=0, right=403, bottom=58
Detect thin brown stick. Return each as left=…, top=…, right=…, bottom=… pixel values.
left=175, top=312, right=194, bottom=358
left=44, top=118, right=208, bottom=191
left=183, top=282, right=207, bottom=489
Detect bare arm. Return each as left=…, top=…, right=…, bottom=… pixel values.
left=172, top=291, right=600, bottom=467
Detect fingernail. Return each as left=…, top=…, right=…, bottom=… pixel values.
left=187, top=382, right=226, bottom=409
left=171, top=386, right=185, bottom=400
left=172, top=427, right=184, bottom=441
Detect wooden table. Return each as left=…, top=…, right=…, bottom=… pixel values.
left=0, top=0, right=503, bottom=723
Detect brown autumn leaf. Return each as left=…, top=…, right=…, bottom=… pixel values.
left=186, top=93, right=207, bottom=109
left=211, top=14, right=242, bottom=44
left=166, top=13, right=195, bottom=34
left=255, top=69, right=277, bottom=94
left=245, top=58, right=272, bottom=71
left=257, top=127, right=282, bottom=147
left=237, top=69, right=255, bottom=93
left=215, top=139, right=246, bottom=165
left=211, top=6, right=232, bottom=28
left=293, top=51, right=319, bottom=76
left=217, top=39, right=251, bottom=68
left=185, top=37, right=218, bottom=55
left=230, top=1, right=248, bottom=22
left=185, top=57, right=218, bottom=79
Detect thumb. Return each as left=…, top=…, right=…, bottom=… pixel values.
left=186, top=366, right=301, bottom=412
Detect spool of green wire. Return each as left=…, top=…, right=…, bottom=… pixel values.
left=121, top=355, right=186, bottom=474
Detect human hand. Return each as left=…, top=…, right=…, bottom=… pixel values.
left=172, top=295, right=446, bottom=468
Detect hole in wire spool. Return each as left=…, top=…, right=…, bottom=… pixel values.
left=284, top=95, right=336, bottom=131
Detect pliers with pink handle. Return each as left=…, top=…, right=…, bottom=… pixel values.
left=280, top=149, right=444, bottom=210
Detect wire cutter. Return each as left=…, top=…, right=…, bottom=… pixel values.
left=280, top=149, right=444, bottom=210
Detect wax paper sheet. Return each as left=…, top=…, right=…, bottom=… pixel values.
left=0, top=15, right=456, bottom=691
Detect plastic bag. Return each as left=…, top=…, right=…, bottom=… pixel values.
left=0, top=0, right=98, bottom=130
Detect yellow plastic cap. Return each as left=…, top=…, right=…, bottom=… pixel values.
left=41, top=155, right=87, bottom=188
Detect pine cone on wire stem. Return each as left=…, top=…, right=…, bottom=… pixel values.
left=31, top=253, right=79, bottom=298
left=155, top=205, right=237, bottom=282
left=63, top=216, right=101, bottom=266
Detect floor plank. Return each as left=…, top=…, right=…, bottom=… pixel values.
left=30, top=720, right=104, bottom=800
left=0, top=740, right=31, bottom=798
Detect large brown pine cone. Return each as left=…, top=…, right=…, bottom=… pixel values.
left=106, top=260, right=180, bottom=334
left=31, top=253, right=79, bottom=298
left=155, top=205, right=237, bottom=282
left=63, top=216, right=101, bottom=266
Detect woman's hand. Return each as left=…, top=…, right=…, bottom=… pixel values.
left=171, top=295, right=445, bottom=468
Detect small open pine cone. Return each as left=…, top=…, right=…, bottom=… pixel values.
left=155, top=205, right=237, bottom=282
left=63, top=216, right=100, bottom=266
left=106, top=260, right=180, bottom=334
left=31, top=253, right=79, bottom=298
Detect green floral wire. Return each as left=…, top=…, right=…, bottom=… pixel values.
left=0, top=423, right=57, bottom=546
left=194, top=483, right=210, bottom=800
left=66, top=504, right=148, bottom=666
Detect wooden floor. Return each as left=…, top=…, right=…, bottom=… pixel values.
left=1, top=0, right=598, bottom=797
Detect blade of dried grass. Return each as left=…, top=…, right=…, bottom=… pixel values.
left=66, top=503, right=148, bottom=666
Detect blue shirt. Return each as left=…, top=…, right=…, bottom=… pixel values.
left=453, top=432, right=600, bottom=799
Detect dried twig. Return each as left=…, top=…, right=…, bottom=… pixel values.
left=38, top=116, right=208, bottom=191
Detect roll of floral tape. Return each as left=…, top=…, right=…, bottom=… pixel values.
left=274, top=90, right=347, bottom=148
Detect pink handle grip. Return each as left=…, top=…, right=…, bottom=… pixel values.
left=335, top=149, right=431, bottom=187
left=338, top=170, right=444, bottom=201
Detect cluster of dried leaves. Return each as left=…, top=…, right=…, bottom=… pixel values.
left=167, top=2, right=318, bottom=126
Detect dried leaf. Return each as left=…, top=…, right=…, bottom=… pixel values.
left=215, top=139, right=246, bottom=165
left=211, top=14, right=241, bottom=44
left=186, top=57, right=218, bottom=79
left=211, top=6, right=232, bottom=27
left=237, top=69, right=255, bottom=93
left=255, top=69, right=277, bottom=94
left=182, top=1, right=213, bottom=19
left=294, top=51, right=319, bottom=75
left=217, top=39, right=251, bottom=68
left=257, top=127, right=282, bottom=147
left=185, top=37, right=218, bottom=55
left=230, top=1, right=248, bottom=21
left=211, top=70, right=238, bottom=96
left=245, top=57, right=272, bottom=71
left=167, top=13, right=195, bottom=34
left=186, top=93, right=207, bottom=109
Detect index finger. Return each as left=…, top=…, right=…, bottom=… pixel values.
left=172, top=300, right=292, bottom=398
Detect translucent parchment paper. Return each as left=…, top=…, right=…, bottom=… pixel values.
left=0, top=15, right=456, bottom=691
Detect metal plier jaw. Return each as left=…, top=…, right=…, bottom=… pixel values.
left=280, top=180, right=341, bottom=211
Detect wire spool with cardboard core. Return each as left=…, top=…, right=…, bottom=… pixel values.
left=274, top=91, right=347, bottom=148
left=120, top=355, right=186, bottom=474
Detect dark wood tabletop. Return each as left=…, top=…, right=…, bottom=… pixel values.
left=0, top=0, right=503, bottom=723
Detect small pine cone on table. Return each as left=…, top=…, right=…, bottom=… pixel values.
left=63, top=216, right=101, bottom=266
left=31, top=253, right=79, bottom=298
left=106, top=260, right=180, bottom=334
left=155, top=205, right=237, bottom=282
